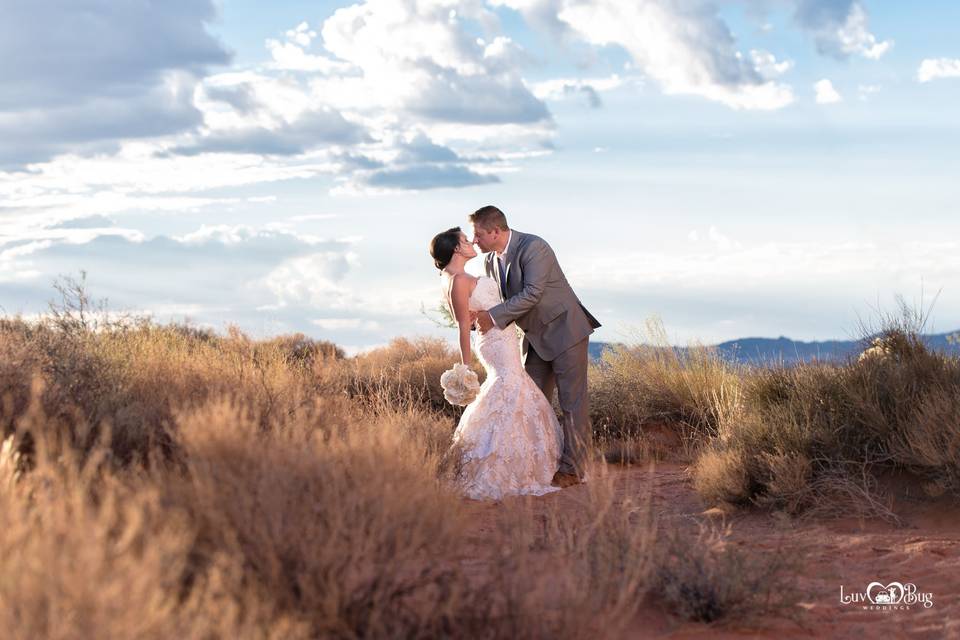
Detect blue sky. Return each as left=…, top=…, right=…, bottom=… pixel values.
left=2, top=0, right=959, bottom=352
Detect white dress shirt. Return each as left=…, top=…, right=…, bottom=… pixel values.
left=496, top=229, right=513, bottom=262
left=492, top=229, right=513, bottom=328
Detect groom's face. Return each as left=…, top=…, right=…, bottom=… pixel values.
left=471, top=222, right=502, bottom=253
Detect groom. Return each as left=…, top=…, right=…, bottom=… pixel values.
left=470, top=205, right=601, bottom=487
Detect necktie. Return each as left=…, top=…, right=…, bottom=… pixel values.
left=497, top=255, right=507, bottom=299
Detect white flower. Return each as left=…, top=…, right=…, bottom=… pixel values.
left=440, top=363, right=480, bottom=406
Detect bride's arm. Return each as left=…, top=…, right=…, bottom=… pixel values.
left=450, top=274, right=475, bottom=365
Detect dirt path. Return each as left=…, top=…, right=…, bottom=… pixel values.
left=460, top=463, right=960, bottom=639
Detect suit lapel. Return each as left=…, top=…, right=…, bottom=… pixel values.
left=503, top=231, right=522, bottom=294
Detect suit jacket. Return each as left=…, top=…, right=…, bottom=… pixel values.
left=486, top=230, right=600, bottom=361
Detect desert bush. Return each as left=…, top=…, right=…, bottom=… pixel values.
left=2, top=284, right=680, bottom=638
left=694, top=316, right=960, bottom=515
left=485, top=462, right=657, bottom=638
left=653, top=523, right=797, bottom=624
left=0, top=440, right=305, bottom=640
left=1, top=382, right=526, bottom=639
left=589, top=318, right=741, bottom=447
left=5, top=381, right=670, bottom=639
left=345, top=337, right=484, bottom=416
left=0, top=312, right=326, bottom=467
left=691, top=447, right=752, bottom=507
left=0, top=318, right=45, bottom=438
left=163, top=396, right=485, bottom=639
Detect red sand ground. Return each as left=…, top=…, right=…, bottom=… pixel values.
left=460, top=463, right=960, bottom=639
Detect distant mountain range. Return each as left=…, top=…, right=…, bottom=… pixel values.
left=589, top=330, right=960, bottom=366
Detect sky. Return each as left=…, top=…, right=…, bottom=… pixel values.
left=1, top=0, right=959, bottom=352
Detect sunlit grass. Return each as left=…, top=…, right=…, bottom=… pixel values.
left=2, top=281, right=957, bottom=637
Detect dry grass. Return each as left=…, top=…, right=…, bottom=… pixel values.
left=653, top=523, right=799, bottom=624
left=581, top=312, right=960, bottom=518
left=481, top=462, right=658, bottom=638
left=691, top=315, right=960, bottom=517
left=589, top=318, right=741, bottom=455
left=166, top=397, right=477, bottom=638
left=0, top=399, right=475, bottom=639
left=345, top=336, right=485, bottom=417
left=4, top=280, right=955, bottom=637
left=0, top=297, right=673, bottom=639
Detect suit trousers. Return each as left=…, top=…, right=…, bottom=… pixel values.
left=524, top=337, right=592, bottom=476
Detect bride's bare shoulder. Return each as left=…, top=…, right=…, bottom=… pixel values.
left=444, top=272, right=479, bottom=296
left=451, top=273, right=479, bottom=291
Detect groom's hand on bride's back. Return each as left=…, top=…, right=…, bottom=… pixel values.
left=476, top=310, right=494, bottom=334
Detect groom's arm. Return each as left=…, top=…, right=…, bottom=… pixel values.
left=487, top=239, right=553, bottom=329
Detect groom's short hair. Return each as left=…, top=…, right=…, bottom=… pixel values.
left=470, top=205, right=509, bottom=231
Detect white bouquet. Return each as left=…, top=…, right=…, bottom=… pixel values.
left=440, top=363, right=480, bottom=406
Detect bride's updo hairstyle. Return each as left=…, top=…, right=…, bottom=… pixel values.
left=430, top=226, right=462, bottom=270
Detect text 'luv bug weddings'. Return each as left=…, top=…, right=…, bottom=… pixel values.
left=840, top=581, right=935, bottom=611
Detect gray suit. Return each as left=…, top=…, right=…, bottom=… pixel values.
left=486, top=230, right=601, bottom=476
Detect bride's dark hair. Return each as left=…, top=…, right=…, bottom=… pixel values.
left=429, top=226, right=462, bottom=270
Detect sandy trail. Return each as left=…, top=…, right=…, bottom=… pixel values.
left=459, top=463, right=960, bottom=639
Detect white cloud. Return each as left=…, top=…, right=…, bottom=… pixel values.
left=316, top=0, right=549, bottom=124
left=749, top=50, right=794, bottom=78
left=917, top=58, right=960, bottom=83
left=565, top=236, right=960, bottom=345
left=834, top=4, right=891, bottom=59
left=0, top=140, right=346, bottom=241
left=0, top=225, right=401, bottom=341
left=258, top=252, right=355, bottom=308
left=161, top=1, right=556, bottom=192
left=288, top=22, right=317, bottom=47
left=312, top=318, right=381, bottom=331
left=0, top=241, right=55, bottom=261
left=532, top=74, right=626, bottom=106
left=857, top=83, right=881, bottom=100
left=0, top=1, right=557, bottom=196
left=265, top=22, right=352, bottom=73
left=0, top=1, right=229, bottom=166
left=496, top=0, right=794, bottom=110
left=688, top=226, right=742, bottom=251
left=792, top=1, right=891, bottom=60
left=570, top=239, right=960, bottom=292
left=814, top=78, right=842, bottom=104
left=288, top=213, right=340, bottom=222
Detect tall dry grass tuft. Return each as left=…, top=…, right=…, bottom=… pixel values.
left=164, top=396, right=483, bottom=638
left=589, top=318, right=741, bottom=454
left=345, top=337, right=484, bottom=416
left=653, top=523, right=798, bottom=624
left=0, top=434, right=304, bottom=640
left=1, top=467, right=189, bottom=640
left=1, top=383, right=519, bottom=638
left=487, top=462, right=657, bottom=638
left=693, top=312, right=960, bottom=517
left=0, top=311, right=332, bottom=467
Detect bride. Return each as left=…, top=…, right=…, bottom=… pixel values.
left=429, top=226, right=563, bottom=500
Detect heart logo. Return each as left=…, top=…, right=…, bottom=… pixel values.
left=866, top=581, right=905, bottom=605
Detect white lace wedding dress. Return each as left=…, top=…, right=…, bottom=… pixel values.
left=450, top=276, right=563, bottom=500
